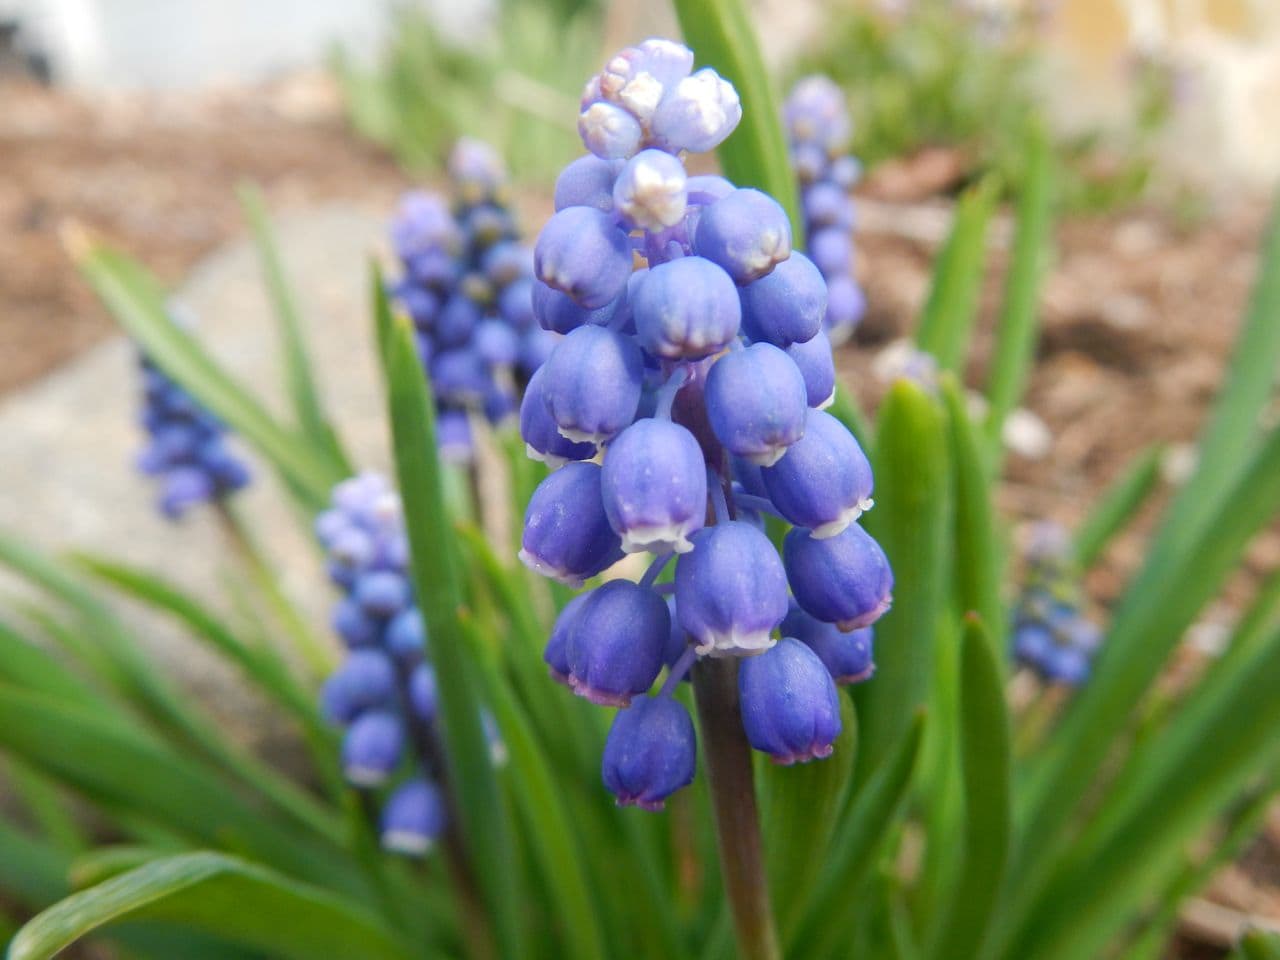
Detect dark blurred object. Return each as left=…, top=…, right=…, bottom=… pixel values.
left=0, top=16, right=52, bottom=85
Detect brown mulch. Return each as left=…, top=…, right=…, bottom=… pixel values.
left=1, top=77, right=1277, bottom=958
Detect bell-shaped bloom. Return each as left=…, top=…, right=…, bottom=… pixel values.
left=320, top=649, right=397, bottom=724
left=520, top=366, right=599, bottom=468
left=381, top=778, right=447, bottom=856
left=535, top=206, right=633, bottom=309
left=385, top=608, right=427, bottom=661
left=520, top=462, right=625, bottom=587
left=541, top=326, right=645, bottom=444
left=632, top=256, right=741, bottom=360
left=354, top=570, right=412, bottom=618
left=331, top=596, right=380, bottom=648
left=704, top=343, right=808, bottom=466
left=824, top=274, right=866, bottom=343
left=555, top=154, right=617, bottom=213
left=693, top=189, right=791, bottom=284
left=531, top=280, right=622, bottom=335
left=408, top=663, right=438, bottom=723
left=675, top=521, right=788, bottom=656
left=809, top=228, right=853, bottom=278
left=602, top=696, right=697, bottom=810
left=804, top=182, right=855, bottom=231
left=783, top=604, right=874, bottom=684
left=342, top=711, right=405, bottom=787
left=761, top=410, right=874, bottom=538
left=786, top=328, right=837, bottom=409
left=613, top=149, right=688, bottom=232
left=739, top=252, right=827, bottom=348
left=601, top=419, right=707, bottom=553
left=565, top=580, right=670, bottom=706
left=430, top=348, right=489, bottom=404
left=739, top=638, right=842, bottom=764
left=544, top=592, right=592, bottom=686
left=784, top=523, right=893, bottom=630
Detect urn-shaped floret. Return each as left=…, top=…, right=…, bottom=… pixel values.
left=602, top=696, right=697, bottom=810
left=704, top=342, right=808, bottom=467
left=782, top=604, right=875, bottom=684
left=693, top=189, right=792, bottom=284
left=601, top=418, right=708, bottom=554
left=632, top=256, right=741, bottom=360
left=566, top=580, right=671, bottom=706
left=541, top=325, right=645, bottom=444
left=341, top=710, right=405, bottom=787
left=381, top=778, right=447, bottom=856
left=738, top=637, right=842, bottom=764
left=675, top=521, right=789, bottom=656
left=535, top=206, right=633, bottom=308
left=785, top=328, right=837, bottom=409
left=761, top=409, right=874, bottom=538
left=520, top=462, right=625, bottom=587
left=784, top=523, right=893, bottom=630
left=739, top=252, right=827, bottom=348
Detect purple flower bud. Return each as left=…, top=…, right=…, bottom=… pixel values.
left=409, top=663, right=438, bottom=723
left=499, top=279, right=536, bottom=331
left=579, top=100, right=644, bottom=160
left=332, top=596, right=380, bottom=648
left=381, top=778, right=447, bottom=856
left=651, top=68, right=743, bottom=154
left=473, top=319, right=520, bottom=367
left=602, top=696, right=697, bottom=810
left=541, top=325, right=644, bottom=444
left=535, top=206, right=633, bottom=309
left=784, top=75, right=852, bottom=153
left=791, top=143, right=827, bottom=184
left=784, top=523, right=893, bottom=630
left=1013, top=622, right=1053, bottom=666
left=483, top=241, right=533, bottom=286
left=686, top=174, right=736, bottom=204
left=159, top=467, right=213, bottom=519
left=824, top=274, right=866, bottom=343
left=632, top=256, right=741, bottom=359
left=531, top=280, right=620, bottom=334
left=829, top=155, right=862, bottom=190
left=355, top=570, right=412, bottom=617
left=601, top=419, right=707, bottom=553
left=385, top=608, right=427, bottom=660
left=704, top=343, right=808, bottom=466
left=600, top=39, right=694, bottom=121
left=613, top=149, right=688, bottom=232
left=520, top=462, right=625, bottom=587
left=437, top=410, right=473, bottom=464
left=519, top=328, right=558, bottom=374
left=545, top=593, right=592, bottom=686
left=785, top=328, right=837, bottom=409
left=390, top=191, right=460, bottom=262
left=809, top=228, right=853, bottom=278
left=693, top=189, right=791, bottom=284
left=555, top=154, right=617, bottom=213
left=520, top=366, right=599, bottom=467
left=739, top=252, right=827, bottom=348
left=566, top=580, right=670, bottom=706
left=761, top=410, right=873, bottom=538
left=675, top=521, right=789, bottom=656
left=804, top=182, right=855, bottom=231
left=783, top=604, right=874, bottom=684
left=342, top=710, right=404, bottom=786
left=321, top=649, right=397, bottom=724
left=430, top=348, right=489, bottom=404
left=739, top=638, right=842, bottom=764
left=449, top=137, right=505, bottom=201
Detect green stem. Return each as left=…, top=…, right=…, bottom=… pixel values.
left=693, top=657, right=781, bottom=960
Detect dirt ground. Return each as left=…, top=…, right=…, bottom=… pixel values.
left=1, top=76, right=1277, bottom=957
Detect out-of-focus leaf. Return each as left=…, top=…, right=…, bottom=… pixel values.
left=0, top=617, right=104, bottom=709
left=984, top=122, right=1054, bottom=452
left=914, top=178, right=999, bottom=372
left=238, top=184, right=352, bottom=477
left=672, top=0, right=802, bottom=237
left=377, top=287, right=525, bottom=958
left=67, top=235, right=336, bottom=508
left=7, top=852, right=413, bottom=960
left=1235, top=930, right=1280, bottom=960
left=827, top=385, right=875, bottom=451
left=928, top=617, right=1010, bottom=960
left=0, top=818, right=70, bottom=908
left=1072, top=444, right=1163, bottom=569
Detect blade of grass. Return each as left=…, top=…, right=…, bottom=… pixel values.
left=237, top=184, right=353, bottom=477
left=1072, top=443, right=1164, bottom=569
left=377, top=282, right=524, bottom=959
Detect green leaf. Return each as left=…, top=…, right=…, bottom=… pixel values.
left=1235, top=930, right=1280, bottom=960
left=672, top=0, right=802, bottom=238
left=788, top=713, right=925, bottom=952
left=0, top=617, right=105, bottom=710
left=0, top=818, right=70, bottom=908
left=928, top=617, right=1011, bottom=960
left=377, top=287, right=525, bottom=958
left=984, top=122, right=1054, bottom=452
left=855, top=381, right=950, bottom=783
left=1072, top=443, right=1164, bottom=569
left=762, top=694, right=857, bottom=932
left=827, top=385, right=875, bottom=452
left=69, top=846, right=176, bottom=889
left=237, top=184, right=353, bottom=477
left=7, top=852, right=414, bottom=960
left=914, top=178, right=999, bottom=373
left=68, top=235, right=337, bottom=509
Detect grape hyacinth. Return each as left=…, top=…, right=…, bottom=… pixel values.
left=784, top=75, right=866, bottom=346
left=522, top=39, right=892, bottom=812
left=316, top=473, right=503, bottom=855
left=133, top=310, right=251, bottom=519
left=1011, top=522, right=1102, bottom=686
left=389, top=139, right=547, bottom=463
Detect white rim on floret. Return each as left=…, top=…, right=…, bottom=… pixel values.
left=737, top=230, right=789, bottom=279
left=525, top=443, right=572, bottom=470
left=344, top=765, right=391, bottom=788
left=837, top=594, right=893, bottom=633
left=517, top=548, right=589, bottom=590
left=382, top=831, right=434, bottom=857
left=556, top=423, right=612, bottom=446
left=809, top=498, right=876, bottom=540
left=743, top=443, right=792, bottom=468
left=693, top=628, right=778, bottom=658
left=619, top=523, right=698, bottom=555
left=817, top=387, right=837, bottom=410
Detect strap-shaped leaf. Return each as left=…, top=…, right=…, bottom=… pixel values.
left=1072, top=443, right=1164, bottom=569
left=7, top=851, right=413, bottom=960
left=1234, top=930, right=1280, bottom=960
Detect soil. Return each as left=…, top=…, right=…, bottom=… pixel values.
left=1, top=76, right=1277, bottom=958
